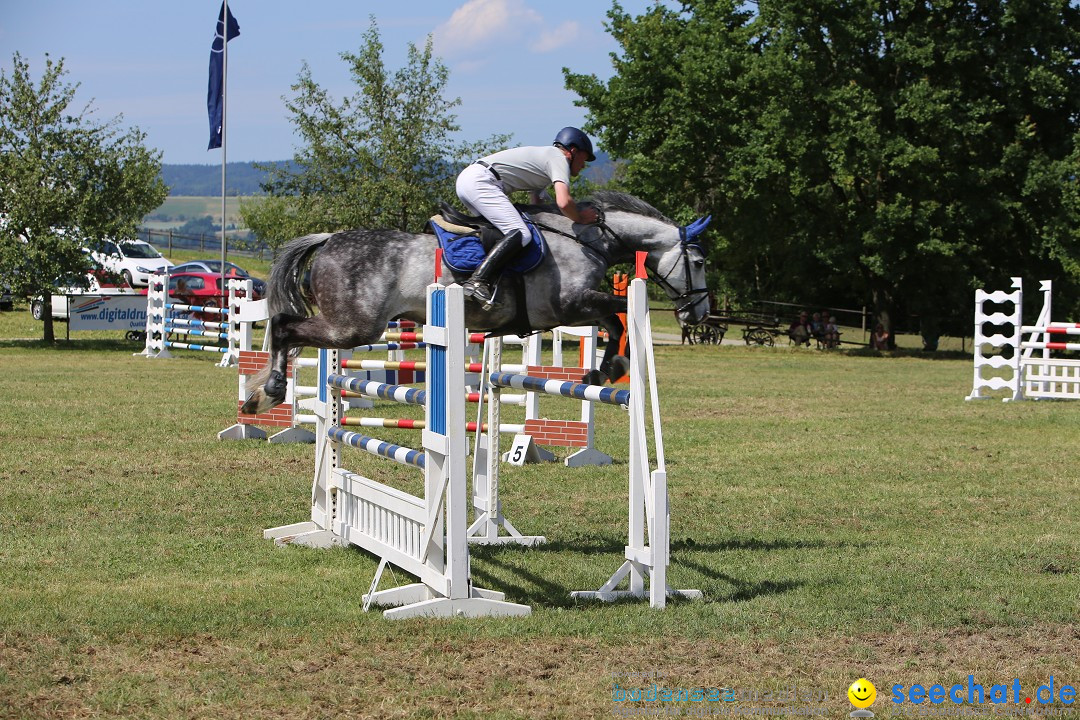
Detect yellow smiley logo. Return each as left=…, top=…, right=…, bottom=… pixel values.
left=848, top=678, right=877, bottom=709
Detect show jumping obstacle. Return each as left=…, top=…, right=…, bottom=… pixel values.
left=966, top=277, right=1080, bottom=401
left=136, top=272, right=256, bottom=367
left=265, top=282, right=531, bottom=618
left=266, top=255, right=698, bottom=615
left=221, top=319, right=615, bottom=458
left=219, top=325, right=437, bottom=443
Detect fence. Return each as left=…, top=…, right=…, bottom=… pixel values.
left=136, top=228, right=268, bottom=261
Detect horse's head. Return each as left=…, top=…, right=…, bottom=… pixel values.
left=590, top=191, right=711, bottom=326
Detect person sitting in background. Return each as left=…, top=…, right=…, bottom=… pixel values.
left=871, top=322, right=890, bottom=350
left=810, top=312, right=825, bottom=343
left=824, top=316, right=840, bottom=348
left=788, top=311, right=812, bottom=346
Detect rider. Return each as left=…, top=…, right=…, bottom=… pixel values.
left=455, top=127, right=601, bottom=309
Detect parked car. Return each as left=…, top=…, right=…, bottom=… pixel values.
left=90, top=239, right=173, bottom=287
left=30, top=269, right=144, bottom=320
left=167, top=260, right=267, bottom=296
left=167, top=271, right=266, bottom=311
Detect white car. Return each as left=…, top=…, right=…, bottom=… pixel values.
left=91, top=239, right=172, bottom=286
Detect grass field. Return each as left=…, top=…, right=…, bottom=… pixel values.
left=145, top=197, right=253, bottom=228
left=0, top=297, right=1077, bottom=719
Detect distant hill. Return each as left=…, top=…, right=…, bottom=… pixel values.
left=161, top=153, right=617, bottom=197
left=161, top=161, right=290, bottom=196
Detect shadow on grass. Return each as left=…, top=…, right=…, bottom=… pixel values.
left=841, top=347, right=971, bottom=361
left=0, top=338, right=143, bottom=352
left=466, top=535, right=844, bottom=607
left=490, top=534, right=857, bottom=557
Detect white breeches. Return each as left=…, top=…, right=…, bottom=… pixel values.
left=455, top=163, right=531, bottom=247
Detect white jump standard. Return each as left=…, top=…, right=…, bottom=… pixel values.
left=967, top=277, right=1080, bottom=402
left=569, top=274, right=702, bottom=609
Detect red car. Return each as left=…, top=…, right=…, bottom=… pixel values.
left=167, top=271, right=265, bottom=312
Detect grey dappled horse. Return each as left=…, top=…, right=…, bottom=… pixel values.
left=242, top=191, right=710, bottom=415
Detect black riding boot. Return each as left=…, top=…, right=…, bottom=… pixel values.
left=461, top=230, right=522, bottom=310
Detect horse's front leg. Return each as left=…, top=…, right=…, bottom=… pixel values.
left=592, top=313, right=631, bottom=384
left=569, top=290, right=630, bottom=386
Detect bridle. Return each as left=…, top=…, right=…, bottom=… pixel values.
left=650, top=232, right=710, bottom=315
left=595, top=208, right=710, bottom=315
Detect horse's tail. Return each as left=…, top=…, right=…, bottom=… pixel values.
left=267, top=232, right=334, bottom=318
left=243, top=233, right=334, bottom=410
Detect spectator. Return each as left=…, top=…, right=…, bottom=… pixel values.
left=871, top=322, right=890, bottom=350
left=810, top=312, right=825, bottom=343
left=788, top=311, right=812, bottom=346
left=824, top=316, right=840, bottom=348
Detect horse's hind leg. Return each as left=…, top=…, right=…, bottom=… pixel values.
left=242, top=312, right=362, bottom=414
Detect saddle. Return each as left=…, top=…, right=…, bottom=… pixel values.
left=432, top=203, right=503, bottom=250
left=428, top=204, right=547, bottom=275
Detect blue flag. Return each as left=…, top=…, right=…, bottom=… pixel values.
left=207, top=2, right=240, bottom=150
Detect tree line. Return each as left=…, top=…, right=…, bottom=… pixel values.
left=565, top=0, right=1080, bottom=338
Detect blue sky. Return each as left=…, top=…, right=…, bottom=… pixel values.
left=0, top=1, right=667, bottom=166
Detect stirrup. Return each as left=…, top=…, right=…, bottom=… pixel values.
left=463, top=279, right=498, bottom=310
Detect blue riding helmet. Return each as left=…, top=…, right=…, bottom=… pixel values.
left=554, top=127, right=596, bottom=161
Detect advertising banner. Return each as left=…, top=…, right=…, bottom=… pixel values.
left=65, top=294, right=148, bottom=331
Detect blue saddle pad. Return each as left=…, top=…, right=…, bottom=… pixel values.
left=430, top=212, right=546, bottom=274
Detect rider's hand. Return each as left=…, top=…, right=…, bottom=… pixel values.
left=578, top=207, right=599, bottom=224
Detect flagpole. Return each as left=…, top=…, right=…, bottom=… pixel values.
left=220, top=0, right=229, bottom=283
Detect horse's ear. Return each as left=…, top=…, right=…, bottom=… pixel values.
left=685, top=215, right=712, bottom=239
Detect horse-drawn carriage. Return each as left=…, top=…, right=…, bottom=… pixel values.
left=685, top=306, right=784, bottom=346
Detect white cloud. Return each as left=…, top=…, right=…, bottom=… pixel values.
left=531, top=21, right=581, bottom=53
left=434, top=0, right=569, bottom=58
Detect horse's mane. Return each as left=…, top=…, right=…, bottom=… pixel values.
left=588, top=190, right=673, bottom=224
left=518, top=190, right=673, bottom=225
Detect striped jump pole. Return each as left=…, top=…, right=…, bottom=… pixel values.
left=298, top=416, right=523, bottom=434
left=139, top=272, right=253, bottom=367
left=327, top=426, right=426, bottom=468
left=488, top=371, right=631, bottom=406
left=326, top=375, right=426, bottom=406
left=1022, top=340, right=1080, bottom=351
left=341, top=359, right=517, bottom=374
left=164, top=302, right=228, bottom=315
left=381, top=331, right=424, bottom=342
left=351, top=341, right=426, bottom=353
left=1023, top=323, right=1080, bottom=333
left=167, top=318, right=228, bottom=331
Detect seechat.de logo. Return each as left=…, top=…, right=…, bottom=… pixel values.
left=891, top=677, right=1077, bottom=706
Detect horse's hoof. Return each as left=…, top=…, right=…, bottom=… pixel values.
left=265, top=370, right=287, bottom=397
left=582, top=369, right=604, bottom=386
left=241, top=385, right=285, bottom=415
left=607, top=356, right=630, bottom=383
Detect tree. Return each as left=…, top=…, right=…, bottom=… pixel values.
left=242, top=18, right=510, bottom=252
left=0, top=53, right=167, bottom=341
left=566, top=0, right=1080, bottom=338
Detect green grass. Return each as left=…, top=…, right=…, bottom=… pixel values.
left=0, top=301, right=1077, bottom=719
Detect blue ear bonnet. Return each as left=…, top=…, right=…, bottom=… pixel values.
left=679, top=215, right=712, bottom=245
